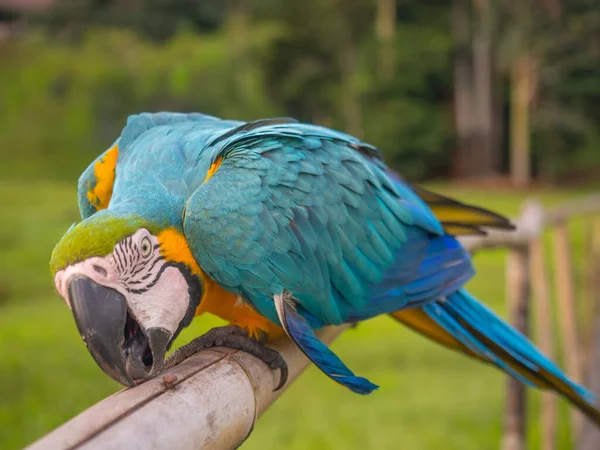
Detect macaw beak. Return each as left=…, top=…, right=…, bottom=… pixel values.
left=67, top=275, right=171, bottom=387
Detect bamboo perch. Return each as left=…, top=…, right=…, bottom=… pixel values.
left=27, top=326, right=346, bottom=450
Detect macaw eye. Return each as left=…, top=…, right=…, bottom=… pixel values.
left=140, top=237, right=153, bottom=258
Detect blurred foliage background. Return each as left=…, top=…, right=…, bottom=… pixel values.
left=1, top=0, right=599, bottom=183
left=0, top=0, right=599, bottom=449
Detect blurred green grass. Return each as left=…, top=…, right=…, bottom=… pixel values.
left=0, top=180, right=593, bottom=449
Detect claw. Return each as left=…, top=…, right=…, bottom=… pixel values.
left=272, top=361, right=288, bottom=391
left=163, top=325, right=288, bottom=391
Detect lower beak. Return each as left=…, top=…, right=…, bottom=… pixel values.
left=67, top=276, right=171, bottom=387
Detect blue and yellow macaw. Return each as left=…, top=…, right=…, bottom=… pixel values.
left=51, top=112, right=600, bottom=424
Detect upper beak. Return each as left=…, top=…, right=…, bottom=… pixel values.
left=67, top=275, right=171, bottom=387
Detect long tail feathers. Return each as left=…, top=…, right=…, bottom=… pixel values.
left=390, top=308, right=483, bottom=360
left=391, top=289, right=600, bottom=425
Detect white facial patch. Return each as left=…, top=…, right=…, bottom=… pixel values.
left=126, top=266, right=190, bottom=333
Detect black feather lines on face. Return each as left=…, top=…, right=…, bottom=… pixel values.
left=114, top=235, right=165, bottom=292
left=168, top=262, right=203, bottom=349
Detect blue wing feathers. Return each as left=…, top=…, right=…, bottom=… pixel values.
left=278, top=296, right=378, bottom=395
left=348, top=234, right=474, bottom=321
left=182, top=118, right=479, bottom=325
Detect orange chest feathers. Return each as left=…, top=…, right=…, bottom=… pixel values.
left=195, top=277, right=284, bottom=339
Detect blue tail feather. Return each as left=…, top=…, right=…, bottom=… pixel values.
left=428, top=289, right=596, bottom=405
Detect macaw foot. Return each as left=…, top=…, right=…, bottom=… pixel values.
left=164, top=325, right=288, bottom=391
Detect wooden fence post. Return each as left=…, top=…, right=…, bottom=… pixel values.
left=579, top=219, right=600, bottom=450
left=552, top=221, right=584, bottom=443
left=503, top=247, right=530, bottom=450
left=502, top=201, right=543, bottom=450
left=582, top=219, right=600, bottom=376
left=530, top=234, right=557, bottom=450
left=579, top=318, right=600, bottom=450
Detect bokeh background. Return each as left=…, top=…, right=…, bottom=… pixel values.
left=1, top=1, right=599, bottom=449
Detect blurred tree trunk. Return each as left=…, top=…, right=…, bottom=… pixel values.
left=472, top=0, right=496, bottom=177
left=540, top=0, right=562, bottom=19
left=508, top=0, right=535, bottom=188
left=491, top=57, right=504, bottom=175
left=312, top=109, right=333, bottom=128
left=338, top=27, right=363, bottom=138
left=227, top=0, right=250, bottom=101
left=452, top=0, right=475, bottom=177
left=376, top=0, right=396, bottom=79
left=510, top=54, right=533, bottom=188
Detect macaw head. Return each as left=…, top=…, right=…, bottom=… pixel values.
left=50, top=212, right=202, bottom=387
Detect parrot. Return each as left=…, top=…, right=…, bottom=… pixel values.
left=50, top=112, right=600, bottom=424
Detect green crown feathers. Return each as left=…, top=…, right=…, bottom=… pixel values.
left=50, top=213, right=162, bottom=275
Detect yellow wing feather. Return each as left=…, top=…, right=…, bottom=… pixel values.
left=86, top=145, right=119, bottom=211
left=412, top=185, right=515, bottom=236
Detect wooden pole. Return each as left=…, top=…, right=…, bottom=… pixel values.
left=530, top=236, right=557, bottom=450
left=502, top=201, right=543, bottom=450
left=460, top=194, right=600, bottom=254
left=503, top=245, right=530, bottom=450
left=592, top=219, right=600, bottom=321
left=579, top=219, right=600, bottom=450
left=579, top=316, right=600, bottom=450
left=581, top=219, right=600, bottom=375
left=552, top=221, right=584, bottom=443
left=27, top=327, right=345, bottom=450
left=545, top=195, right=600, bottom=226
left=582, top=220, right=594, bottom=377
